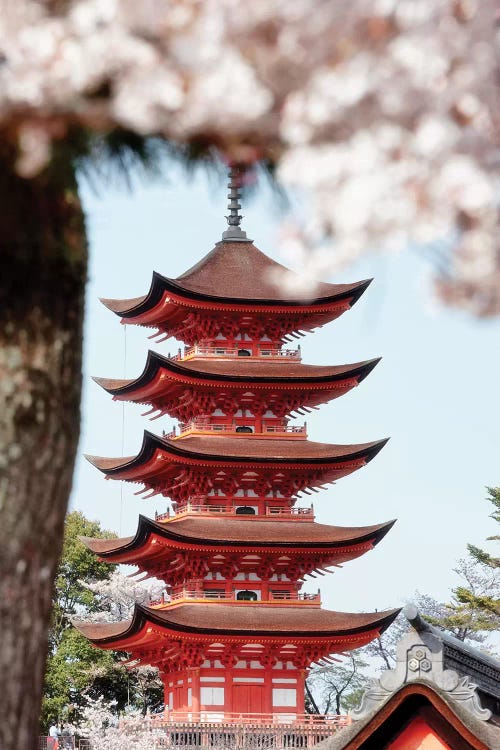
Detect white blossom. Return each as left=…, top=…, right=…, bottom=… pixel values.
left=81, top=570, right=165, bottom=622
left=0, top=0, right=499, bottom=314
left=77, top=695, right=161, bottom=750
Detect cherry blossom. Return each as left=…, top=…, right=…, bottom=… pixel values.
left=1, top=0, right=498, bottom=314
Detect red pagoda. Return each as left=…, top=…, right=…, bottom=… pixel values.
left=76, top=168, right=398, bottom=725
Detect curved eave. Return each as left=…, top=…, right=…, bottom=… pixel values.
left=81, top=516, right=396, bottom=558
left=74, top=604, right=401, bottom=645
left=92, top=353, right=381, bottom=397
left=85, top=433, right=389, bottom=475
left=100, top=273, right=372, bottom=319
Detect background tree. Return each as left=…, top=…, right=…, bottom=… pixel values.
left=52, top=510, right=117, bottom=645
left=0, top=130, right=179, bottom=750
left=307, top=654, right=369, bottom=716
left=42, top=511, right=164, bottom=729
left=456, top=487, right=500, bottom=618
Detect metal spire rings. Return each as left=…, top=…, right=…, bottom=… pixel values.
left=222, top=165, right=249, bottom=241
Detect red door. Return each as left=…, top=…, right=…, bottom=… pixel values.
left=232, top=684, right=264, bottom=717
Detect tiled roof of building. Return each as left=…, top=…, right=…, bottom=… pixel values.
left=81, top=516, right=396, bottom=555
left=100, top=240, right=371, bottom=315
left=86, top=433, right=389, bottom=473
left=93, top=353, right=380, bottom=395
left=75, top=603, right=400, bottom=643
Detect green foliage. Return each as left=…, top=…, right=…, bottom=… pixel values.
left=452, top=487, right=500, bottom=622
left=467, top=487, right=500, bottom=568
left=41, top=628, right=129, bottom=729
left=42, top=511, right=118, bottom=726
left=52, top=511, right=117, bottom=645
left=42, top=511, right=164, bottom=729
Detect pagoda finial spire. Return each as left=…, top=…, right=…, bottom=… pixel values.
left=222, top=165, right=250, bottom=242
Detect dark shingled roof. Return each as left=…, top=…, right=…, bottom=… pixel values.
left=315, top=681, right=500, bottom=750
left=86, top=433, right=389, bottom=473
left=74, top=603, right=400, bottom=643
left=80, top=515, right=396, bottom=556
left=404, top=606, right=500, bottom=709
left=100, top=240, right=371, bottom=315
left=92, top=353, right=380, bottom=395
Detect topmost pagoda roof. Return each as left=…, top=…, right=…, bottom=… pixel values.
left=101, top=240, right=371, bottom=316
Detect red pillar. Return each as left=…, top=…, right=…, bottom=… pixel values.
left=263, top=667, right=273, bottom=718
left=297, top=670, right=306, bottom=716
left=191, top=668, right=200, bottom=719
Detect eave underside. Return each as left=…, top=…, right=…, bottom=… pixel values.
left=85, top=434, right=387, bottom=502
left=75, top=604, right=400, bottom=667
left=82, top=515, right=394, bottom=562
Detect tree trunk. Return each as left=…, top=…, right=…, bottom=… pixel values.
left=0, top=146, right=87, bottom=750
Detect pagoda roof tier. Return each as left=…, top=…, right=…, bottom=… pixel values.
left=86, top=433, right=388, bottom=501
left=75, top=603, right=400, bottom=648
left=93, top=353, right=380, bottom=412
left=81, top=515, right=395, bottom=568
left=87, top=433, right=388, bottom=472
left=101, top=241, right=371, bottom=315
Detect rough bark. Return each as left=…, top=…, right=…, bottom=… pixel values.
left=0, top=146, right=87, bottom=750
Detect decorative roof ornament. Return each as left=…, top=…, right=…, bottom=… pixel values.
left=351, top=604, right=492, bottom=722
left=221, top=165, right=251, bottom=242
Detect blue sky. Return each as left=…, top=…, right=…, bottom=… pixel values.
left=71, top=162, right=500, bottom=617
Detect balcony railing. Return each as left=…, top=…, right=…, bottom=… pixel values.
left=149, top=590, right=321, bottom=606
left=111, top=714, right=351, bottom=748
left=50, top=714, right=351, bottom=750
left=152, top=711, right=351, bottom=726
left=177, top=421, right=307, bottom=437
left=155, top=504, right=314, bottom=522
left=171, top=345, right=301, bottom=360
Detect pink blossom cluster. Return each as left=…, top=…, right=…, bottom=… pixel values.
left=1, top=1, right=498, bottom=313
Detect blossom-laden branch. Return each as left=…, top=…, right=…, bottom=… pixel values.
left=1, top=0, right=499, bottom=314
left=80, top=571, right=165, bottom=623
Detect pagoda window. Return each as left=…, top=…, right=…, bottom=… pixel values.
left=200, top=686, right=224, bottom=705
left=236, top=426, right=253, bottom=433
left=272, top=688, right=296, bottom=707
left=237, top=348, right=251, bottom=356
left=236, top=590, right=258, bottom=601
left=235, top=507, right=256, bottom=518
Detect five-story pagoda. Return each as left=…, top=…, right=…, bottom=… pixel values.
left=76, top=168, right=398, bottom=723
